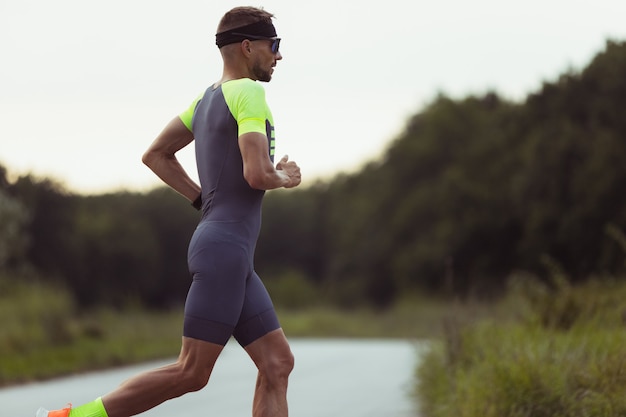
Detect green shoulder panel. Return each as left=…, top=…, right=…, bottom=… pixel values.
left=222, top=78, right=273, bottom=136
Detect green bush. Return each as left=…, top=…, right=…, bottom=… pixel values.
left=416, top=278, right=626, bottom=417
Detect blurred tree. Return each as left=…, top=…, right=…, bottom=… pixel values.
left=7, top=175, right=79, bottom=285
left=70, top=188, right=198, bottom=308
left=0, top=188, right=29, bottom=271
left=2, top=40, right=625, bottom=309
left=257, top=184, right=327, bottom=282
left=516, top=39, right=626, bottom=279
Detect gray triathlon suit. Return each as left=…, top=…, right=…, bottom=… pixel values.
left=180, top=78, right=280, bottom=347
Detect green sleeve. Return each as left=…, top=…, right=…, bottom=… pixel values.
left=222, top=79, right=272, bottom=136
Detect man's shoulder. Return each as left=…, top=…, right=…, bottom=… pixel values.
left=222, top=79, right=267, bottom=112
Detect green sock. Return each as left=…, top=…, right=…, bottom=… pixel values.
left=68, top=397, right=109, bottom=417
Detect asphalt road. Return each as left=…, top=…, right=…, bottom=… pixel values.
left=3, top=339, right=421, bottom=417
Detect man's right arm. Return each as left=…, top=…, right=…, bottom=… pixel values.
left=238, top=132, right=301, bottom=190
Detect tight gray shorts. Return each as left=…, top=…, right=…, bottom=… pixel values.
left=184, top=222, right=280, bottom=347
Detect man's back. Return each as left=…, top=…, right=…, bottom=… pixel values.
left=186, top=79, right=275, bottom=239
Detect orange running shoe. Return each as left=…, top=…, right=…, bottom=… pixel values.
left=35, top=404, right=71, bottom=417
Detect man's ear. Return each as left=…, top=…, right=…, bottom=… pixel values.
left=241, top=39, right=252, bottom=56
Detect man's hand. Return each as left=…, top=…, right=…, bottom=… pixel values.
left=276, top=155, right=301, bottom=188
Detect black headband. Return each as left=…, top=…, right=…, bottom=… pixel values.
left=215, top=20, right=277, bottom=48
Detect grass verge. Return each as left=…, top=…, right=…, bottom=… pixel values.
left=416, top=277, right=626, bottom=417
left=0, top=277, right=460, bottom=386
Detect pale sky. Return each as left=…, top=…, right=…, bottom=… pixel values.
left=1, top=0, right=625, bottom=194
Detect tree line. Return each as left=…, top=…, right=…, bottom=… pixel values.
left=1, top=40, right=625, bottom=309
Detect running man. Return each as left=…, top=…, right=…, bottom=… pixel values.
left=37, top=6, right=301, bottom=417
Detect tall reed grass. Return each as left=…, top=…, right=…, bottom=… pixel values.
left=416, top=276, right=626, bottom=417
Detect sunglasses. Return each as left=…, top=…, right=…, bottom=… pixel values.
left=232, top=33, right=281, bottom=54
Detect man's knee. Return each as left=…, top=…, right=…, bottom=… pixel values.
left=261, top=349, right=295, bottom=384
left=175, top=336, right=223, bottom=393
left=176, top=363, right=212, bottom=393
left=277, top=349, right=295, bottom=377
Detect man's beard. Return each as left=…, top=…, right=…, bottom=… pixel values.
left=252, top=61, right=272, bottom=82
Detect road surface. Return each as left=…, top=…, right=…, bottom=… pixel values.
left=2, top=339, right=422, bottom=417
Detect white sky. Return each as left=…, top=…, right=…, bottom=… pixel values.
left=1, top=0, right=625, bottom=194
